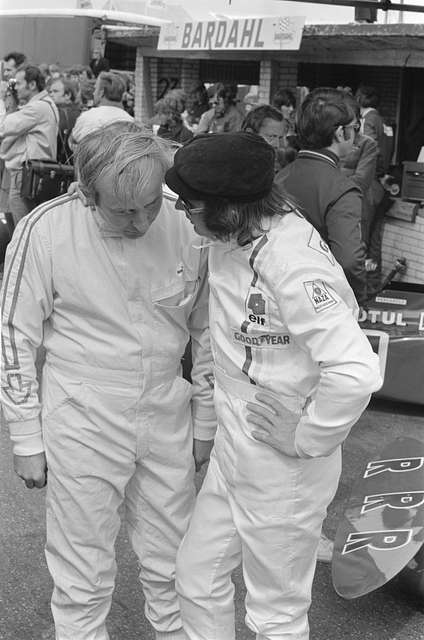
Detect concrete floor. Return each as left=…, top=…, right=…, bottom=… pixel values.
left=1, top=396, right=423, bottom=640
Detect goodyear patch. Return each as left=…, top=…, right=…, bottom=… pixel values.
left=303, top=280, right=338, bottom=313
left=307, top=228, right=335, bottom=266
left=232, top=330, right=290, bottom=348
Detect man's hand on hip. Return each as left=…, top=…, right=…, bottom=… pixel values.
left=14, top=453, right=47, bottom=489
left=193, top=438, right=214, bottom=472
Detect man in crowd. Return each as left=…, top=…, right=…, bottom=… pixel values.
left=0, top=65, right=58, bottom=224
left=70, top=70, right=132, bottom=145
left=1, top=120, right=215, bottom=640
left=196, top=84, right=243, bottom=135
left=89, top=49, right=110, bottom=77
left=241, top=104, right=286, bottom=172
left=2, top=51, right=27, bottom=82
left=1, top=51, right=27, bottom=118
left=275, top=87, right=367, bottom=305
left=48, top=76, right=81, bottom=162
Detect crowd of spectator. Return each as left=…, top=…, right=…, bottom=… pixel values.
left=0, top=49, right=391, bottom=301
left=0, top=51, right=135, bottom=228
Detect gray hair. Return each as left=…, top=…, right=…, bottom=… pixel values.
left=75, top=121, right=173, bottom=206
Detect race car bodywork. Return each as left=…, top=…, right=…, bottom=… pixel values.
left=360, top=281, right=424, bottom=405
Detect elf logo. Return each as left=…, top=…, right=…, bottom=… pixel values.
left=247, top=292, right=266, bottom=325
left=342, top=529, right=412, bottom=555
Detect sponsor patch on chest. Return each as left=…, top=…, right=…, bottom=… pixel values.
left=232, top=330, right=290, bottom=348
left=245, top=288, right=270, bottom=329
left=303, top=280, right=338, bottom=313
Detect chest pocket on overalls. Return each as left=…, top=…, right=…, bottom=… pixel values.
left=151, top=273, right=199, bottom=328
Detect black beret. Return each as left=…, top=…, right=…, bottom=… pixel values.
left=165, top=132, right=275, bottom=203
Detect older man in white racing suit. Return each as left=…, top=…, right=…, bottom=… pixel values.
left=165, top=132, right=382, bottom=640
left=1, top=122, right=215, bottom=640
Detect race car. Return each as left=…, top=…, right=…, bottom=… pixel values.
left=360, top=262, right=424, bottom=405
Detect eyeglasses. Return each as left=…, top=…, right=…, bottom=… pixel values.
left=343, top=123, right=360, bottom=133
left=178, top=198, right=205, bottom=216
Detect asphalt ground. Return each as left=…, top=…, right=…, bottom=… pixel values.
left=1, top=397, right=423, bottom=640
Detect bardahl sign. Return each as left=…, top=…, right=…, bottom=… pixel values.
left=158, top=16, right=305, bottom=51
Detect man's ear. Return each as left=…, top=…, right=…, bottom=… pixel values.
left=28, top=80, right=37, bottom=93
left=334, top=125, right=345, bottom=143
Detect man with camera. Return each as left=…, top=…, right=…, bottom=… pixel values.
left=0, top=65, right=58, bottom=225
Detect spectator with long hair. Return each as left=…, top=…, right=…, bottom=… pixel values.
left=155, top=89, right=193, bottom=144
left=196, top=83, right=243, bottom=134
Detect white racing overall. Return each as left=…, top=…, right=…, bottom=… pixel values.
left=176, top=210, right=382, bottom=640
left=1, top=192, right=215, bottom=640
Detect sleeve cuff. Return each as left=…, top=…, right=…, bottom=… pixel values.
left=8, top=419, right=44, bottom=456
left=193, top=421, right=217, bottom=441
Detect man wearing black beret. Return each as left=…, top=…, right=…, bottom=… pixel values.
left=166, top=132, right=382, bottom=640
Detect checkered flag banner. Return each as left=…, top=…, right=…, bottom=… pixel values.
left=274, top=17, right=294, bottom=41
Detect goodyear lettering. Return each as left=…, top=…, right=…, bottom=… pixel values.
left=364, top=457, right=424, bottom=478
left=342, top=529, right=412, bottom=555
left=361, top=491, right=424, bottom=514
left=233, top=331, right=290, bottom=347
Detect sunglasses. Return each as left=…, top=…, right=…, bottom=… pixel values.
left=178, top=198, right=205, bottom=216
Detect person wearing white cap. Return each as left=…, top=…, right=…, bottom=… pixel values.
left=165, top=132, right=382, bottom=640
left=69, top=71, right=133, bottom=145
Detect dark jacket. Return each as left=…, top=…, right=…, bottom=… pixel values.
left=89, top=57, right=110, bottom=77
left=275, top=149, right=367, bottom=304
left=57, top=103, right=81, bottom=164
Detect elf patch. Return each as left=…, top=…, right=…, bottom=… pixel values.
left=303, top=280, right=338, bottom=313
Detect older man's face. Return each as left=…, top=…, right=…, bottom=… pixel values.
left=94, top=170, right=163, bottom=238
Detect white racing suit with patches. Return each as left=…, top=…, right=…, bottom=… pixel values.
left=176, top=211, right=382, bottom=640
left=1, top=192, right=215, bottom=640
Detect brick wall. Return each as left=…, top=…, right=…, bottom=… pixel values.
left=157, top=58, right=182, bottom=99
left=381, top=212, right=424, bottom=283
left=258, top=59, right=272, bottom=103
left=134, top=49, right=159, bottom=123
left=297, top=63, right=400, bottom=122
left=181, top=59, right=200, bottom=94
